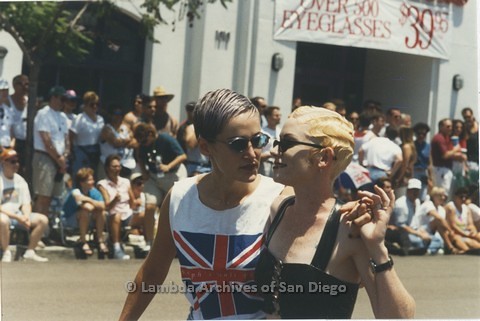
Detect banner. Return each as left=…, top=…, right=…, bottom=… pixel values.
left=274, top=0, right=452, bottom=59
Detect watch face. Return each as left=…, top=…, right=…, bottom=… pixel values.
left=369, top=260, right=377, bottom=273
left=370, top=256, right=393, bottom=273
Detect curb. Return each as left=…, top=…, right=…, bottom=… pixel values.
left=6, top=244, right=140, bottom=261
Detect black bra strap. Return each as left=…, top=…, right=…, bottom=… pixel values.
left=311, top=201, right=342, bottom=271
left=265, top=196, right=295, bottom=246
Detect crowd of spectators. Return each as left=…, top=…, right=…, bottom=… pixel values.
left=0, top=74, right=478, bottom=262
left=306, top=98, right=480, bottom=256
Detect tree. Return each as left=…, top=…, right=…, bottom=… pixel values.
left=0, top=0, right=231, bottom=185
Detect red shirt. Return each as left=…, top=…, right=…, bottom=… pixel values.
left=431, top=133, right=453, bottom=168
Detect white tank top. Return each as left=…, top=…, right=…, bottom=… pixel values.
left=169, top=175, right=284, bottom=320
left=447, top=201, right=469, bottom=231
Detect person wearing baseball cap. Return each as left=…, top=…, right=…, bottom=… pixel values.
left=0, top=78, right=9, bottom=107
left=62, top=89, right=78, bottom=126
left=0, top=78, right=13, bottom=148
left=6, top=75, right=29, bottom=174
left=152, top=86, right=178, bottom=137
left=32, top=84, right=69, bottom=220
left=0, top=148, right=49, bottom=262
left=389, top=178, right=429, bottom=255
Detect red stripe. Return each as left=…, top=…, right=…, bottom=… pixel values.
left=173, top=231, right=210, bottom=268
left=213, top=235, right=228, bottom=271
left=230, top=235, right=264, bottom=268
left=181, top=267, right=254, bottom=283
left=218, top=291, right=236, bottom=317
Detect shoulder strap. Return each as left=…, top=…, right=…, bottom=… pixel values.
left=265, top=196, right=295, bottom=246
left=311, top=200, right=343, bottom=271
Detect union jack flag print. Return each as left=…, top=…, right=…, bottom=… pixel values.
left=173, top=230, right=264, bottom=319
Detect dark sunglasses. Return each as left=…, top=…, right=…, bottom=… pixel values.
left=7, top=159, right=19, bottom=164
left=133, top=180, right=144, bottom=186
left=218, top=133, right=269, bottom=153
left=273, top=139, right=325, bottom=153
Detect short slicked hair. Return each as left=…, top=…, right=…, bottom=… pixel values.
left=193, top=89, right=258, bottom=141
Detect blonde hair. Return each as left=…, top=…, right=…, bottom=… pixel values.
left=76, top=167, right=94, bottom=185
left=83, top=91, right=99, bottom=105
left=430, top=186, right=446, bottom=198
left=290, top=106, right=354, bottom=179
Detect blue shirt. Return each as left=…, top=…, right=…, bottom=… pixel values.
left=140, top=133, right=186, bottom=174
left=414, top=140, right=430, bottom=172
left=62, top=187, right=104, bottom=217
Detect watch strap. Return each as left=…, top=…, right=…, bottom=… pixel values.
left=370, top=255, right=394, bottom=273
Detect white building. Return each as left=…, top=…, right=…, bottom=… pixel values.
left=0, top=0, right=477, bottom=130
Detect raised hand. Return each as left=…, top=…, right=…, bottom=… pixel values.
left=354, top=185, right=395, bottom=249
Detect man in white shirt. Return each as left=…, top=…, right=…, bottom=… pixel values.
left=259, top=106, right=281, bottom=177
left=388, top=179, right=429, bottom=255
left=358, top=126, right=403, bottom=182
left=0, top=149, right=49, bottom=262
left=32, top=86, right=70, bottom=219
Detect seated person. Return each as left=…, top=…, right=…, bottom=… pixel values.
left=466, top=186, right=480, bottom=232
left=445, top=187, right=480, bottom=251
left=62, top=167, right=107, bottom=256
left=97, top=154, right=134, bottom=260
left=411, top=187, right=464, bottom=254
left=0, top=149, right=49, bottom=262
left=128, top=173, right=153, bottom=253
left=389, top=178, right=428, bottom=255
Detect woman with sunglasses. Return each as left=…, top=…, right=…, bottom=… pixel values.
left=445, top=187, right=480, bottom=251
left=69, top=91, right=104, bottom=178
left=255, top=106, right=415, bottom=318
left=120, top=90, right=373, bottom=320
left=99, top=106, right=137, bottom=179
left=121, top=89, right=284, bottom=320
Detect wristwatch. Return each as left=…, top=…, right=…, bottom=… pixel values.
left=369, top=256, right=394, bottom=274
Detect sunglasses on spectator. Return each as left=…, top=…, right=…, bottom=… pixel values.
left=133, top=180, right=144, bottom=186
left=273, top=139, right=325, bottom=153
left=217, top=133, right=269, bottom=153
left=6, top=159, right=19, bottom=164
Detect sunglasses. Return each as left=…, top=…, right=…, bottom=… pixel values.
left=133, top=180, right=144, bottom=186
left=7, top=159, right=19, bottom=164
left=218, top=133, right=269, bottom=153
left=273, top=139, right=325, bottom=153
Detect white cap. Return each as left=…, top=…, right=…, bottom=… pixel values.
left=0, top=78, right=9, bottom=90
left=407, top=178, right=422, bottom=190
left=130, top=172, right=143, bottom=181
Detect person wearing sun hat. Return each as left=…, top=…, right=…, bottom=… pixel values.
left=152, top=86, right=179, bottom=137
left=0, top=148, right=49, bottom=262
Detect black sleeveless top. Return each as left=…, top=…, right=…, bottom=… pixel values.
left=254, top=197, right=359, bottom=319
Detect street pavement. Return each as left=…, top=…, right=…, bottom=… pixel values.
left=0, top=248, right=479, bottom=320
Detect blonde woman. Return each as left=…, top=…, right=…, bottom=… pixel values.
left=70, top=91, right=104, bottom=177
left=255, top=107, right=414, bottom=318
